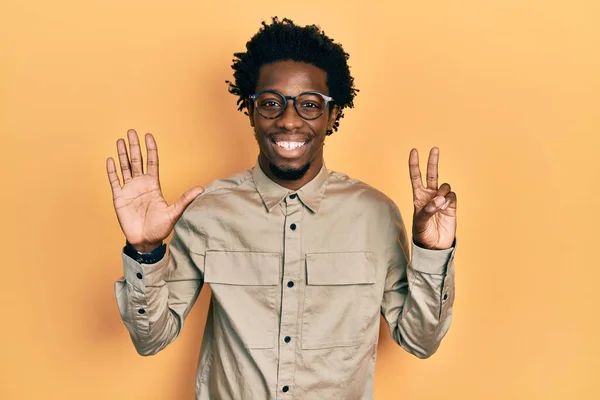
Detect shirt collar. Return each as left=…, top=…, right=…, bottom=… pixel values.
left=252, top=160, right=329, bottom=214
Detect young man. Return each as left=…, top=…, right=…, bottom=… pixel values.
left=108, top=17, right=457, bottom=400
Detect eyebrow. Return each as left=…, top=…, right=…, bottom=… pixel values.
left=254, top=88, right=329, bottom=96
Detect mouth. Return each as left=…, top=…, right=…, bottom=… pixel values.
left=275, top=140, right=307, bottom=150
left=269, top=137, right=311, bottom=159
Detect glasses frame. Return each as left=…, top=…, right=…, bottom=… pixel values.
left=248, top=90, right=334, bottom=121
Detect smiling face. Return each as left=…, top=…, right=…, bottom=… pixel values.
left=249, top=60, right=339, bottom=190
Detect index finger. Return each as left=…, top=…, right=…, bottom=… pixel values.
left=408, top=148, right=423, bottom=190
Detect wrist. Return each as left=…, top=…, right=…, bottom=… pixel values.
left=130, top=241, right=162, bottom=253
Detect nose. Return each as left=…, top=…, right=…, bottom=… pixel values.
left=275, top=99, right=303, bottom=131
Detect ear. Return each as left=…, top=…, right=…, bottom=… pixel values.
left=327, top=105, right=341, bottom=131
left=247, top=99, right=255, bottom=127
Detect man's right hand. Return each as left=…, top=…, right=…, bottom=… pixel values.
left=106, top=129, right=204, bottom=252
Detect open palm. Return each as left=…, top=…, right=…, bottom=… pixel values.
left=106, top=129, right=204, bottom=252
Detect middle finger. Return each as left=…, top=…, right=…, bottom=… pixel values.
left=426, top=147, right=439, bottom=189
left=127, top=129, right=144, bottom=177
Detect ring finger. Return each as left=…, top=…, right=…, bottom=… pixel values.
left=116, top=138, right=132, bottom=183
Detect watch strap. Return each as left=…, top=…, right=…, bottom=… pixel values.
left=124, top=241, right=166, bottom=264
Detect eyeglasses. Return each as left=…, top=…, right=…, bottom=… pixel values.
left=249, top=90, right=334, bottom=121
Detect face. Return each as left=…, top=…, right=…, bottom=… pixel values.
left=248, top=60, right=339, bottom=189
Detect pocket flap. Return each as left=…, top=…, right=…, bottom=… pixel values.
left=305, top=252, right=376, bottom=285
left=204, top=251, right=280, bottom=286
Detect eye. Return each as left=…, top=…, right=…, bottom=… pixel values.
left=298, top=94, right=325, bottom=110
left=261, top=100, right=282, bottom=108
left=300, top=101, right=320, bottom=109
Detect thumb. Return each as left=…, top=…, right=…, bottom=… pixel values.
left=168, top=186, right=204, bottom=223
left=420, top=195, right=446, bottom=216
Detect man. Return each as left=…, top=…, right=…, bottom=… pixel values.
left=108, top=17, right=457, bottom=400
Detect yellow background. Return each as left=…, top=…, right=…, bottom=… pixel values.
left=1, top=0, right=599, bottom=399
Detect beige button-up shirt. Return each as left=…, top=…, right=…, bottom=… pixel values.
left=114, top=161, right=456, bottom=400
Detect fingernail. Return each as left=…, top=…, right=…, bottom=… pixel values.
left=441, top=199, right=450, bottom=210
left=434, top=196, right=445, bottom=208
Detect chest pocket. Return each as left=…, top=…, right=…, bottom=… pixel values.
left=301, top=251, right=379, bottom=350
left=204, top=251, right=280, bottom=349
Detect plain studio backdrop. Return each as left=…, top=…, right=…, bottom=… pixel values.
left=1, top=1, right=598, bottom=399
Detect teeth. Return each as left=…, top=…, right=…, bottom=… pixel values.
left=276, top=141, right=305, bottom=150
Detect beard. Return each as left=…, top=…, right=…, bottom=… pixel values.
left=254, top=130, right=314, bottom=181
left=268, top=160, right=311, bottom=181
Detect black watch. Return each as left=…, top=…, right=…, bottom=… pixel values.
left=124, top=241, right=166, bottom=264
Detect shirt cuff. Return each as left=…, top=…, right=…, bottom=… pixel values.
left=410, top=238, right=456, bottom=275
left=122, top=251, right=169, bottom=292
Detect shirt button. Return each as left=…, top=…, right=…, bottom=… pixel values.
left=289, top=194, right=297, bottom=199
left=443, top=293, right=448, bottom=301
left=136, top=272, right=143, bottom=279
left=290, top=223, right=297, bottom=230
left=137, top=308, right=146, bottom=314
left=287, top=281, right=294, bottom=288
left=282, top=386, right=289, bottom=392
left=284, top=336, right=291, bottom=343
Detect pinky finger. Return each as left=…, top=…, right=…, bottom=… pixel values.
left=106, top=158, right=122, bottom=195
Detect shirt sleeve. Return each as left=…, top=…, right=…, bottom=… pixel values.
left=380, top=202, right=456, bottom=359
left=114, top=215, right=204, bottom=356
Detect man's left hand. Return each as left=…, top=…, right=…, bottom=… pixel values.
left=409, top=147, right=457, bottom=250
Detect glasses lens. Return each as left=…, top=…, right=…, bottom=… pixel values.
left=295, top=93, right=327, bottom=120
left=255, top=91, right=285, bottom=119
